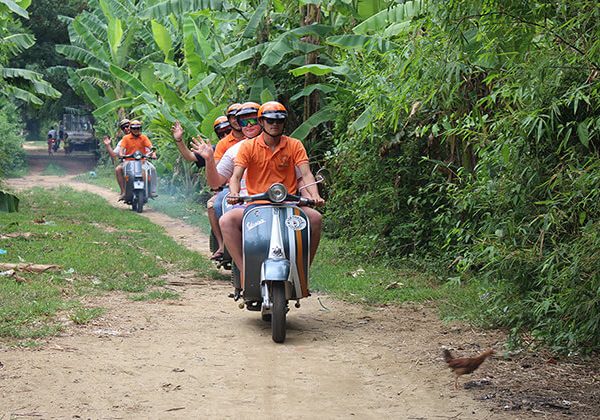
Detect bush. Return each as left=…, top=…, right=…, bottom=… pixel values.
left=0, top=100, right=27, bottom=178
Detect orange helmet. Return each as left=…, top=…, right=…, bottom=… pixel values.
left=236, top=102, right=261, bottom=119
left=258, top=101, right=287, bottom=120
left=225, top=103, right=242, bottom=117
left=213, top=116, right=230, bottom=131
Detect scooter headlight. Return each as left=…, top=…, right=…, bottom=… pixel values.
left=133, top=150, right=143, bottom=160
left=268, top=183, right=287, bottom=203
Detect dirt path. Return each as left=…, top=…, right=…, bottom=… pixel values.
left=1, top=146, right=594, bottom=419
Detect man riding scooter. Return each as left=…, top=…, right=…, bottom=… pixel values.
left=219, top=101, right=324, bottom=283
left=118, top=120, right=158, bottom=200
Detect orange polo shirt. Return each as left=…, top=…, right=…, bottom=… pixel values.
left=120, top=134, right=152, bottom=159
left=214, top=132, right=244, bottom=161
left=235, top=134, right=308, bottom=195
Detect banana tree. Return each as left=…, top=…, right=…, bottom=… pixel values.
left=0, top=0, right=61, bottom=104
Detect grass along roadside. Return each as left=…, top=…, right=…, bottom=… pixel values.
left=76, top=166, right=211, bottom=234
left=0, top=187, right=215, bottom=345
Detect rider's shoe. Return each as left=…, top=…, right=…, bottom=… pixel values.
left=228, top=288, right=243, bottom=301
left=117, top=193, right=125, bottom=201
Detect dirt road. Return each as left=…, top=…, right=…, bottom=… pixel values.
left=2, top=146, right=593, bottom=419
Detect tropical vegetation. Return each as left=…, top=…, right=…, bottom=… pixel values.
left=1, top=0, right=598, bottom=354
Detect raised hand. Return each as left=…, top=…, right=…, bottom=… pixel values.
left=190, top=136, right=214, bottom=160
left=103, top=135, right=111, bottom=146
left=172, top=120, right=184, bottom=141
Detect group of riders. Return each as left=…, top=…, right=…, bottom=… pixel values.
left=103, top=101, right=325, bottom=280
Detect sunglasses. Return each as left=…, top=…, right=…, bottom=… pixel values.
left=120, top=124, right=130, bottom=129
left=239, top=118, right=258, bottom=127
left=216, top=129, right=231, bottom=139
left=264, top=118, right=285, bottom=125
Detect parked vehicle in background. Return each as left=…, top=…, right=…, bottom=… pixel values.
left=62, top=108, right=98, bottom=153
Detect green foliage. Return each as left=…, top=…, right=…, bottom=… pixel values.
left=0, top=187, right=212, bottom=342
left=69, top=306, right=105, bottom=324
left=130, top=290, right=180, bottom=301
left=0, top=99, right=26, bottom=177
left=323, top=0, right=600, bottom=353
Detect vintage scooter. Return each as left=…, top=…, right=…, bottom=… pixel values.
left=121, top=150, right=156, bottom=213
left=231, top=182, right=318, bottom=343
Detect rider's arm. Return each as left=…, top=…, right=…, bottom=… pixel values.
left=228, top=166, right=245, bottom=196
left=103, top=137, right=117, bottom=158
left=174, top=138, right=197, bottom=162
left=143, top=137, right=153, bottom=156
left=297, top=162, right=323, bottom=202
left=206, top=156, right=227, bottom=190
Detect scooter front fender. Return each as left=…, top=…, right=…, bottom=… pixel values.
left=261, top=258, right=290, bottom=282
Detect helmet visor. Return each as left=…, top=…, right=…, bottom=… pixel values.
left=261, top=111, right=287, bottom=120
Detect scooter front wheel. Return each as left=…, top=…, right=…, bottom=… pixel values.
left=271, top=282, right=286, bottom=343
left=134, top=190, right=144, bottom=213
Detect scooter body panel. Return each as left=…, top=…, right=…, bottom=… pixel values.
left=124, top=160, right=149, bottom=203
left=242, top=204, right=310, bottom=302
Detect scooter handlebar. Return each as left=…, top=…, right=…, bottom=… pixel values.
left=234, top=192, right=315, bottom=207
left=120, top=153, right=158, bottom=160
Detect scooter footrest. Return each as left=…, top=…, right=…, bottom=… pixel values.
left=244, top=300, right=261, bottom=311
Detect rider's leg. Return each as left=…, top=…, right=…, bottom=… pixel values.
left=303, top=207, right=322, bottom=264
left=207, top=194, right=224, bottom=256
left=219, top=208, right=244, bottom=272
left=146, top=162, right=158, bottom=196
left=115, top=163, right=125, bottom=196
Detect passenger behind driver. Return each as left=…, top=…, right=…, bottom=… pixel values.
left=103, top=118, right=130, bottom=199
left=171, top=107, right=242, bottom=260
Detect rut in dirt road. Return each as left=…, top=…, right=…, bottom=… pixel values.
left=1, top=150, right=505, bottom=419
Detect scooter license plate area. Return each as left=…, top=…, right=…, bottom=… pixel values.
left=133, top=180, right=144, bottom=189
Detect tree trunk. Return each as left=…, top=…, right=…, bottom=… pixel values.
left=302, top=4, right=321, bottom=141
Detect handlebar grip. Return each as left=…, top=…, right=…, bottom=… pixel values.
left=300, top=197, right=316, bottom=206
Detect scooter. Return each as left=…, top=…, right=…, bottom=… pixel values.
left=231, top=183, right=316, bottom=343
left=121, top=150, right=156, bottom=213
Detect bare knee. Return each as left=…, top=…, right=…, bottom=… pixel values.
left=305, top=208, right=322, bottom=229
left=220, top=209, right=243, bottom=232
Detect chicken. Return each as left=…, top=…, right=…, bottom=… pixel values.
left=443, top=348, right=495, bottom=389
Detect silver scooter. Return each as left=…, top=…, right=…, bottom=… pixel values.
left=232, top=183, right=316, bottom=343
left=121, top=150, right=156, bottom=213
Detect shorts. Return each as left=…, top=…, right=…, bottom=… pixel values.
left=212, top=188, right=229, bottom=219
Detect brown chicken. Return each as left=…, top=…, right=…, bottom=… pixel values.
left=443, top=348, right=495, bottom=389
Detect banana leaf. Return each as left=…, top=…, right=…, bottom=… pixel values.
left=291, top=106, right=336, bottom=140
left=242, top=0, right=269, bottom=39
left=0, top=0, right=28, bottom=18
left=353, top=0, right=423, bottom=35
left=140, top=0, right=228, bottom=19
left=0, top=191, right=19, bottom=213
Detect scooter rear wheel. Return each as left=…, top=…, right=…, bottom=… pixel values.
left=271, top=282, right=286, bottom=343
